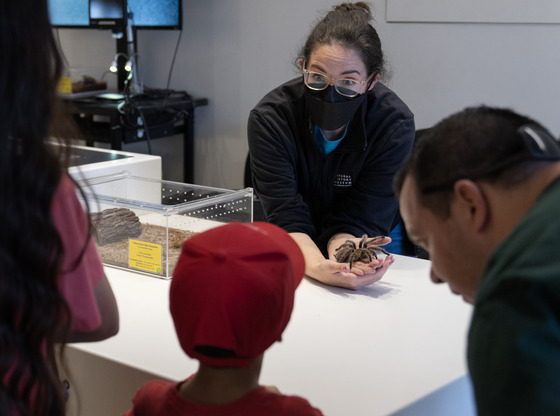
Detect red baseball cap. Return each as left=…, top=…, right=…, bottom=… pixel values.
left=170, top=222, right=305, bottom=368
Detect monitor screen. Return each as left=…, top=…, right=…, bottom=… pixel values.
left=49, top=0, right=90, bottom=26
left=48, top=0, right=182, bottom=29
left=128, top=0, right=180, bottom=28
left=90, top=0, right=126, bottom=28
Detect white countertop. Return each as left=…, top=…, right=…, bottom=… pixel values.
left=71, top=254, right=474, bottom=416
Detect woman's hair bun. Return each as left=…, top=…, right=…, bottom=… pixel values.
left=333, top=2, right=372, bottom=23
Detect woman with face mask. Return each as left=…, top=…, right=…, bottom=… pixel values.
left=247, top=2, right=415, bottom=290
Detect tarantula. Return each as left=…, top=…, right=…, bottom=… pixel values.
left=334, top=234, right=389, bottom=269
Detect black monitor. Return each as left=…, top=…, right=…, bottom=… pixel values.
left=48, top=0, right=182, bottom=30
left=89, top=0, right=126, bottom=28
left=49, top=0, right=181, bottom=92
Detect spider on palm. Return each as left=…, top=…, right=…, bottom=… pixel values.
left=334, top=234, right=389, bottom=269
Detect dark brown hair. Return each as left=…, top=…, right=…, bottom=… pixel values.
left=0, top=1, right=82, bottom=414
left=297, top=2, right=386, bottom=78
left=394, top=106, right=552, bottom=218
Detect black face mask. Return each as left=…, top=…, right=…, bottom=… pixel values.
left=304, top=86, right=367, bottom=131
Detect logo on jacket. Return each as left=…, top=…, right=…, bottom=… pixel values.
left=334, top=173, right=352, bottom=188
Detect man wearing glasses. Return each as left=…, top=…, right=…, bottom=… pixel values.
left=395, top=106, right=560, bottom=415
left=248, top=3, right=414, bottom=289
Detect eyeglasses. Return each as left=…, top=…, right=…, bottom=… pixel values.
left=420, top=124, right=560, bottom=194
left=302, top=68, right=373, bottom=98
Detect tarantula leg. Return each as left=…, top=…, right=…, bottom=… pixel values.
left=364, top=235, right=388, bottom=247
left=335, top=240, right=357, bottom=252
left=334, top=239, right=358, bottom=264
left=358, top=234, right=369, bottom=248
left=362, top=236, right=391, bottom=257
left=373, top=246, right=390, bottom=256
left=334, top=247, right=352, bottom=263
left=360, top=249, right=373, bottom=263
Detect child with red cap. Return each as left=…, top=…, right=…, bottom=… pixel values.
left=124, top=222, right=324, bottom=415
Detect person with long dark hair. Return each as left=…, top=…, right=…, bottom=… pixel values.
left=0, top=1, right=119, bottom=415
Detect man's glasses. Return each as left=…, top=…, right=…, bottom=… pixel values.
left=420, top=124, right=560, bottom=194
left=302, top=68, right=373, bottom=98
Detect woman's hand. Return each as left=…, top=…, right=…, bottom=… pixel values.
left=289, top=232, right=395, bottom=290
left=316, top=255, right=394, bottom=290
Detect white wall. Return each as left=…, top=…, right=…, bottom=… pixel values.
left=56, top=0, right=560, bottom=188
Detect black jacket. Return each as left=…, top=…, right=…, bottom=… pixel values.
left=248, top=77, right=414, bottom=255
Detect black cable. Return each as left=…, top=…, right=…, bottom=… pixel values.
left=117, top=99, right=152, bottom=155
left=115, top=30, right=191, bottom=158
left=161, top=29, right=184, bottom=111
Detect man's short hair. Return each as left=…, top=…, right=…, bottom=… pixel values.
left=394, top=106, right=560, bottom=218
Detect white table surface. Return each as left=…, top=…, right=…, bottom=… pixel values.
left=70, top=254, right=474, bottom=416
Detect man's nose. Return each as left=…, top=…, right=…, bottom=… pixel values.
left=430, top=269, right=444, bottom=284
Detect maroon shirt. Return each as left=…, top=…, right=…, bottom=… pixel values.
left=52, top=174, right=104, bottom=331
left=125, top=377, right=324, bottom=416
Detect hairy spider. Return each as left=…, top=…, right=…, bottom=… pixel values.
left=334, top=234, right=389, bottom=269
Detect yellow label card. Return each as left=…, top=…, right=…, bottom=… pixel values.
left=57, top=77, right=72, bottom=94
left=129, top=239, right=162, bottom=274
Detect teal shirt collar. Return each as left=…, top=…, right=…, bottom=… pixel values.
left=314, top=124, right=349, bottom=155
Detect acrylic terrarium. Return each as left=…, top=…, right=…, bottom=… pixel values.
left=78, top=172, right=253, bottom=279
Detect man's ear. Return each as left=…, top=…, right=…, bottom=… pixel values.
left=453, top=179, right=490, bottom=233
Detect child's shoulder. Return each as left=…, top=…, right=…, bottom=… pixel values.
left=125, top=380, right=179, bottom=415
left=252, top=387, right=324, bottom=416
